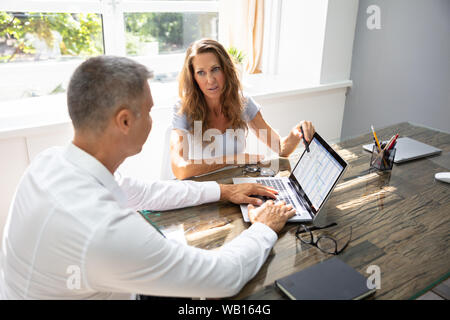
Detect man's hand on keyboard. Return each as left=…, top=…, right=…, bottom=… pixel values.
left=219, top=183, right=278, bottom=206
left=248, top=200, right=296, bottom=234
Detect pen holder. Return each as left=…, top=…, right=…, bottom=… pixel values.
left=370, top=145, right=396, bottom=171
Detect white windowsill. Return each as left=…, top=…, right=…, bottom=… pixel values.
left=242, top=74, right=352, bottom=100
left=0, top=75, right=352, bottom=139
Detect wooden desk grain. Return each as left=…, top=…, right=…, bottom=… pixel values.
left=150, top=122, right=450, bottom=300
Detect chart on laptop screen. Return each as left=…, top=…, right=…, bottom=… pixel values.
left=293, top=138, right=343, bottom=210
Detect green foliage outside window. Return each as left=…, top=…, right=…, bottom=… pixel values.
left=0, top=11, right=103, bottom=63
left=125, top=12, right=182, bottom=54
left=0, top=11, right=217, bottom=62
left=125, top=12, right=217, bottom=56
left=0, top=10, right=217, bottom=100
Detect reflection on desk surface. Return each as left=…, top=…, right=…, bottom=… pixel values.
left=154, top=122, right=450, bottom=300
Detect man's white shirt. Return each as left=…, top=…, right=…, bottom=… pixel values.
left=0, top=143, right=277, bottom=299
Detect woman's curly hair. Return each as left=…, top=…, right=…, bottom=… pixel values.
left=178, top=38, right=247, bottom=133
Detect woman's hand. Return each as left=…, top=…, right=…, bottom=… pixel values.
left=292, top=120, right=315, bottom=144
left=280, top=120, right=315, bottom=157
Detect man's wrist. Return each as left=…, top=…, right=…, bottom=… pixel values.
left=249, top=222, right=278, bottom=242
left=219, top=184, right=232, bottom=201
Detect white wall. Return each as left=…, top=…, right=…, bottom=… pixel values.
left=277, top=0, right=328, bottom=83
left=277, top=0, right=358, bottom=84
left=342, top=0, right=450, bottom=138
left=321, top=0, right=359, bottom=83
left=253, top=88, right=347, bottom=142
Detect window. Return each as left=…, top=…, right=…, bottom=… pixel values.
left=0, top=12, right=103, bottom=63
left=0, top=0, right=219, bottom=103
left=124, top=10, right=218, bottom=84
left=0, top=7, right=105, bottom=101
left=125, top=12, right=218, bottom=56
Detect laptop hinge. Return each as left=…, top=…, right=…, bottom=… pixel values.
left=288, top=180, right=315, bottom=219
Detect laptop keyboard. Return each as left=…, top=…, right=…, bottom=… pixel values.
left=255, top=178, right=307, bottom=214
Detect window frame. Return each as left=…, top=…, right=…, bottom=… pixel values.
left=0, top=0, right=220, bottom=104
left=1, top=0, right=219, bottom=55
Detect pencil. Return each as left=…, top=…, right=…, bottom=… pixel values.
left=371, top=125, right=390, bottom=168
left=371, top=125, right=382, bottom=152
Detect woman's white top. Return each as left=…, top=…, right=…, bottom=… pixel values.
left=171, top=96, right=261, bottom=160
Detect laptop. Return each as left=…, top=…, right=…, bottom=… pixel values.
left=233, top=132, right=348, bottom=223
left=362, top=137, right=441, bottom=164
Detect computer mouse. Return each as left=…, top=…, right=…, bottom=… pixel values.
left=435, top=172, right=450, bottom=184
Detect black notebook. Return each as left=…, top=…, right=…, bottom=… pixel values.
left=275, top=257, right=376, bottom=300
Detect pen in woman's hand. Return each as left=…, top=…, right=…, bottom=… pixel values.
left=299, top=126, right=310, bottom=152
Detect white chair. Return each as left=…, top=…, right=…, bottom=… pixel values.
left=159, top=125, right=176, bottom=180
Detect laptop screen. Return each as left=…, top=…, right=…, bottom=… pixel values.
left=291, top=133, right=347, bottom=213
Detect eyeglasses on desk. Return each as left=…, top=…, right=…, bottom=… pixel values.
left=295, top=222, right=353, bottom=255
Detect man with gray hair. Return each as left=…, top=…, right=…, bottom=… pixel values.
left=0, top=56, right=295, bottom=300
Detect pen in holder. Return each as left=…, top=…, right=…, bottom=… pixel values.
left=370, top=145, right=396, bottom=171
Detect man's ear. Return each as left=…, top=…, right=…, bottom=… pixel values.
left=114, top=107, right=134, bottom=134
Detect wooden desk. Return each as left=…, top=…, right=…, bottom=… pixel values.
left=150, top=122, right=450, bottom=300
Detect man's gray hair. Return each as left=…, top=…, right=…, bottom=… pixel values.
left=67, top=55, right=153, bottom=131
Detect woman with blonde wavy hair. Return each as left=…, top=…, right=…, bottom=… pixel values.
left=170, top=39, right=315, bottom=180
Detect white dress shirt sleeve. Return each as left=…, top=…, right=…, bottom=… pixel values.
left=117, top=176, right=220, bottom=211
left=85, top=208, right=277, bottom=298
